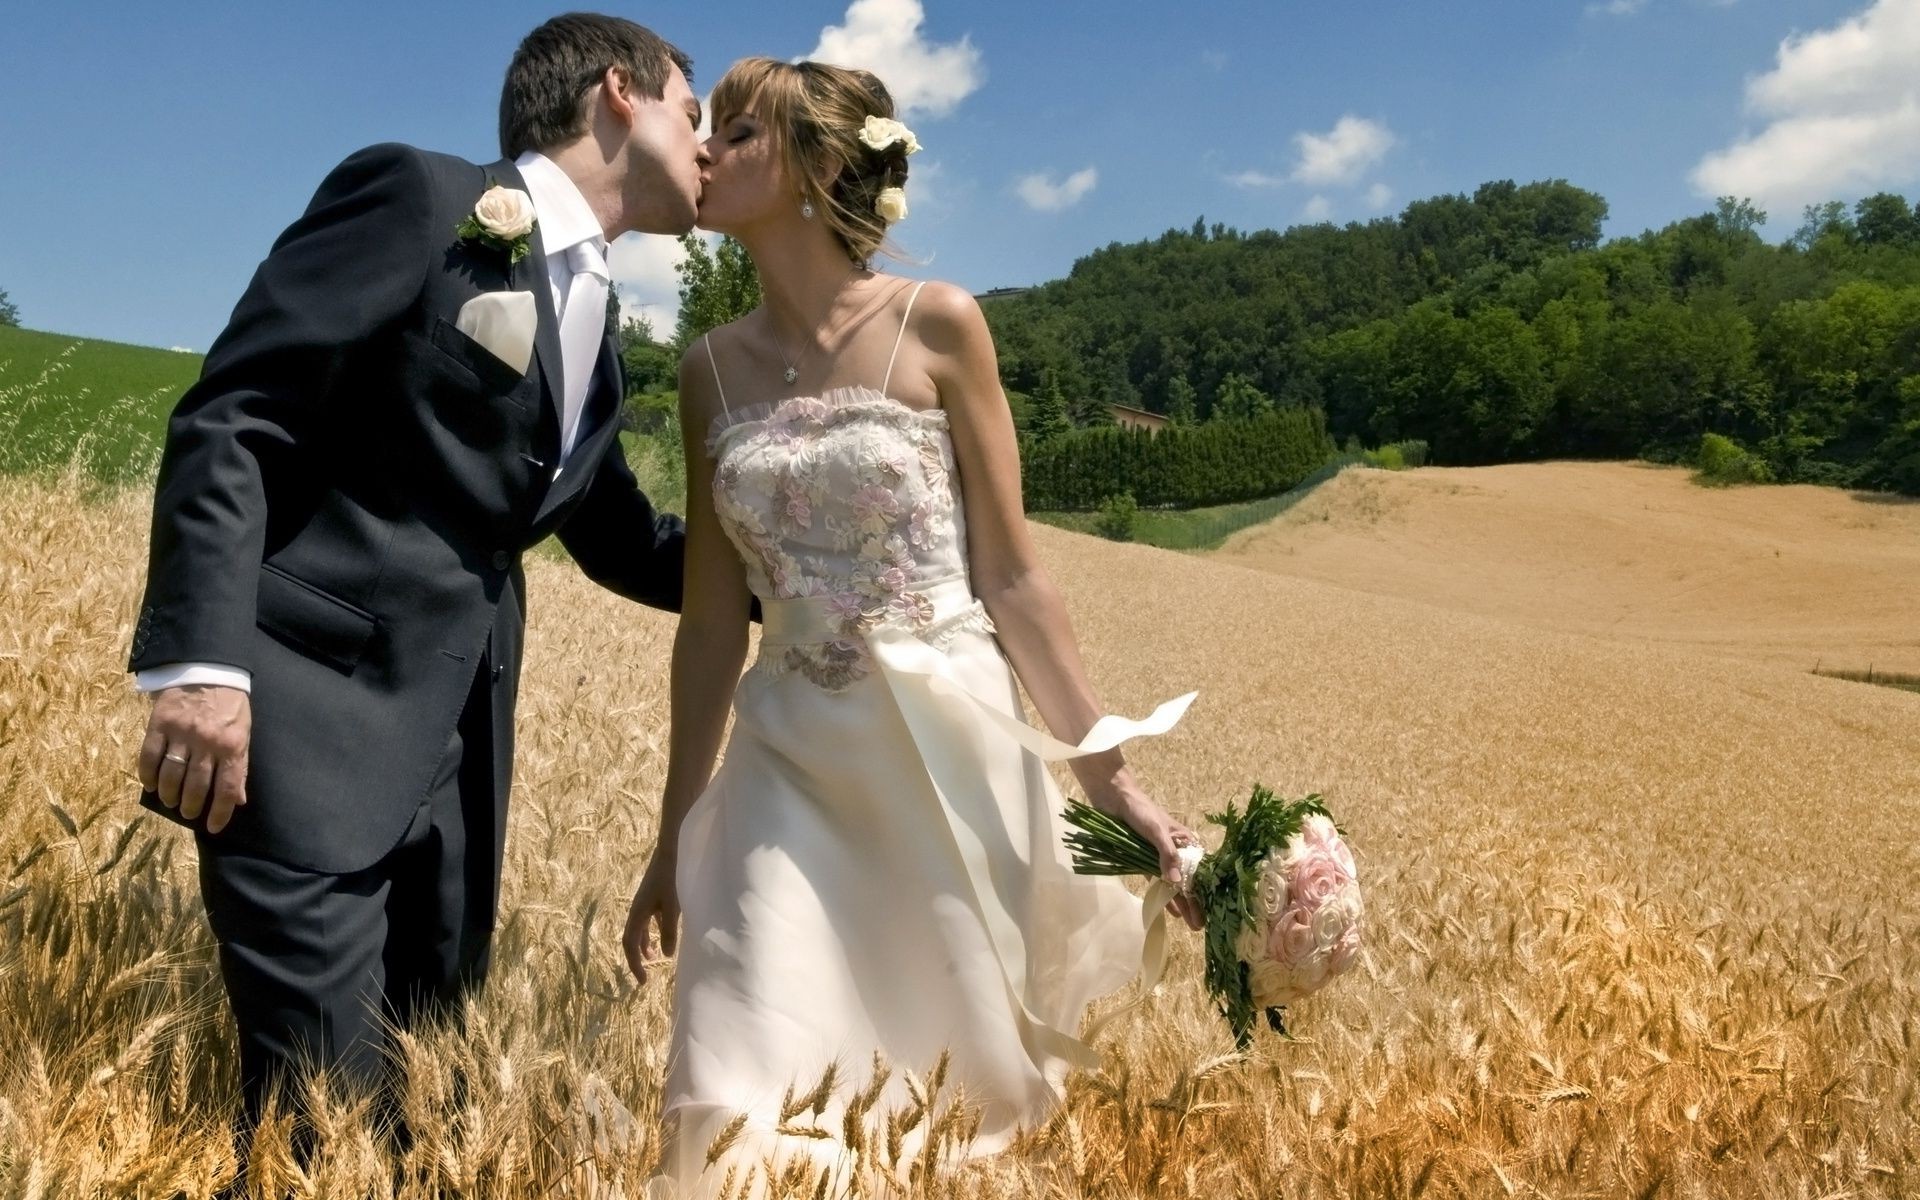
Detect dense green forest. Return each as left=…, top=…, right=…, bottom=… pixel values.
left=981, top=185, right=1920, bottom=494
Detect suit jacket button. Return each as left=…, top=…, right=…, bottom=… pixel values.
left=491, top=550, right=510, bottom=571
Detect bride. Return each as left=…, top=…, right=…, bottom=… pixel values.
left=622, top=55, right=1201, bottom=1195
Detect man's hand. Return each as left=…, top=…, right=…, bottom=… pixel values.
left=137, top=685, right=252, bottom=833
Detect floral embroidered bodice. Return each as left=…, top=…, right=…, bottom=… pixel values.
left=707, top=385, right=993, bottom=692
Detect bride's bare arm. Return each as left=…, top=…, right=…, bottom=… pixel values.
left=660, top=349, right=754, bottom=839
left=915, top=285, right=1199, bottom=913
left=625, top=346, right=754, bottom=982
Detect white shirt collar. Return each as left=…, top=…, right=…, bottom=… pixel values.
left=513, top=151, right=605, bottom=257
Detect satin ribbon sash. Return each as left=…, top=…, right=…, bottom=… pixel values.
left=757, top=578, right=1197, bottom=1073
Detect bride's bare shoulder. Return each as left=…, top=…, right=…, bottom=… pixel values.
left=908, top=281, right=1001, bottom=391
left=906, top=280, right=987, bottom=337
left=684, top=310, right=764, bottom=363
left=676, top=312, right=766, bottom=404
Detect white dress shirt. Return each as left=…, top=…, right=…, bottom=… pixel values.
left=513, top=149, right=611, bottom=469
left=137, top=153, right=612, bottom=696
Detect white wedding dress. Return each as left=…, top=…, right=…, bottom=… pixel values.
left=651, top=285, right=1193, bottom=1197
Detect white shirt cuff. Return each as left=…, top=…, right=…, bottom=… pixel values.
left=134, top=663, right=253, bottom=694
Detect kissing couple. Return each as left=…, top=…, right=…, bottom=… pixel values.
left=131, top=12, right=1200, bottom=1196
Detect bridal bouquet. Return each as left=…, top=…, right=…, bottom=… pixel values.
left=1063, top=786, right=1363, bottom=1048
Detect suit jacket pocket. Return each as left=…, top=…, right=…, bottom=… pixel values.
left=256, top=562, right=378, bottom=673
left=426, top=315, right=536, bottom=405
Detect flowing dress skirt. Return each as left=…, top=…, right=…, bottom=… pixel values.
left=652, top=606, right=1190, bottom=1196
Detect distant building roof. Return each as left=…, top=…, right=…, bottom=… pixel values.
left=974, top=286, right=1031, bottom=300
left=1108, top=402, right=1170, bottom=431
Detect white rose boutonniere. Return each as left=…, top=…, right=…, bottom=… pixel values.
left=874, top=187, right=910, bottom=224
left=858, top=116, right=922, bottom=156
left=456, top=182, right=538, bottom=264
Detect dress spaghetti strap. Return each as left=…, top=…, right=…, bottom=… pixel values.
left=880, top=281, right=929, bottom=397
left=701, top=333, right=731, bottom=416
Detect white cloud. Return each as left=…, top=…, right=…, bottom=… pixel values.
left=608, top=232, right=707, bottom=340
left=1691, top=104, right=1920, bottom=212
left=1291, top=116, right=1397, bottom=185
left=1016, top=166, right=1099, bottom=212
left=1746, top=0, right=1920, bottom=117
left=1302, top=195, right=1334, bottom=222
left=1227, top=169, right=1287, bottom=189
left=809, top=0, right=984, bottom=119
left=168, top=345, right=196, bottom=354
left=1365, top=182, right=1395, bottom=211
left=1689, top=0, right=1920, bottom=213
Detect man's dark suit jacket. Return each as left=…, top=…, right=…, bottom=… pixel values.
left=131, top=143, right=685, bottom=874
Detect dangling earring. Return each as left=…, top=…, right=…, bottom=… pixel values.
left=801, top=199, right=815, bottom=220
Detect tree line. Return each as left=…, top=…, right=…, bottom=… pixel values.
left=981, top=185, right=1920, bottom=494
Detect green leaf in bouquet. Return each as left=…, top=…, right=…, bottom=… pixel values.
left=1188, top=785, right=1334, bottom=1049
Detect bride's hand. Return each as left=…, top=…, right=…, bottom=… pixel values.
left=622, top=848, right=681, bottom=985
left=1104, top=792, right=1205, bottom=932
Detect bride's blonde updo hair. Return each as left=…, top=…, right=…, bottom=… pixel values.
left=711, top=57, right=910, bottom=265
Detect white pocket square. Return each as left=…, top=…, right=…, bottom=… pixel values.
left=454, top=291, right=537, bottom=376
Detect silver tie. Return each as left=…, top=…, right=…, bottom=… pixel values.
left=556, top=236, right=610, bottom=468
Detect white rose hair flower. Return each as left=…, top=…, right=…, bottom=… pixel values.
left=858, top=115, right=922, bottom=156
left=874, top=187, right=910, bottom=223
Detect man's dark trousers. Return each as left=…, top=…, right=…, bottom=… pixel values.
left=198, top=650, right=506, bottom=1131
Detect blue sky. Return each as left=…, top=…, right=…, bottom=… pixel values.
left=5, top=0, right=1914, bottom=352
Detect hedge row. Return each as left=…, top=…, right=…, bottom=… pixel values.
left=1021, top=407, right=1336, bottom=510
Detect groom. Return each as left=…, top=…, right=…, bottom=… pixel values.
left=128, top=14, right=710, bottom=1134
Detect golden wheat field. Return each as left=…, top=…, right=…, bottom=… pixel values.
left=2, top=465, right=1917, bottom=1199
left=1217, top=461, right=1920, bottom=676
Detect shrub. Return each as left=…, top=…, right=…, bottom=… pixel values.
left=1094, top=491, right=1139, bottom=541
left=1790, top=459, right=1865, bottom=488
left=1359, top=439, right=1427, bottom=470
left=1695, top=432, right=1773, bottom=486
left=622, top=389, right=679, bottom=436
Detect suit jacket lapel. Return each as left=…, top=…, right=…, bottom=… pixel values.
left=490, top=159, right=565, bottom=447
left=532, top=334, right=623, bottom=526
left=578, top=331, right=623, bottom=447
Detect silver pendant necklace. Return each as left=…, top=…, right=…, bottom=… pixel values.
left=769, top=266, right=863, bottom=387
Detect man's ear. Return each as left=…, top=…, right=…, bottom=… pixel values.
left=601, top=65, right=637, bottom=125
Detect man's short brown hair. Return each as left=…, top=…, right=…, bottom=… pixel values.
left=499, top=13, right=692, bottom=159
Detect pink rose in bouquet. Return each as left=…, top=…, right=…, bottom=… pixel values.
left=1065, top=787, right=1363, bottom=1046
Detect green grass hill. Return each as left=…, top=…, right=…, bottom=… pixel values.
left=0, top=326, right=201, bottom=481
